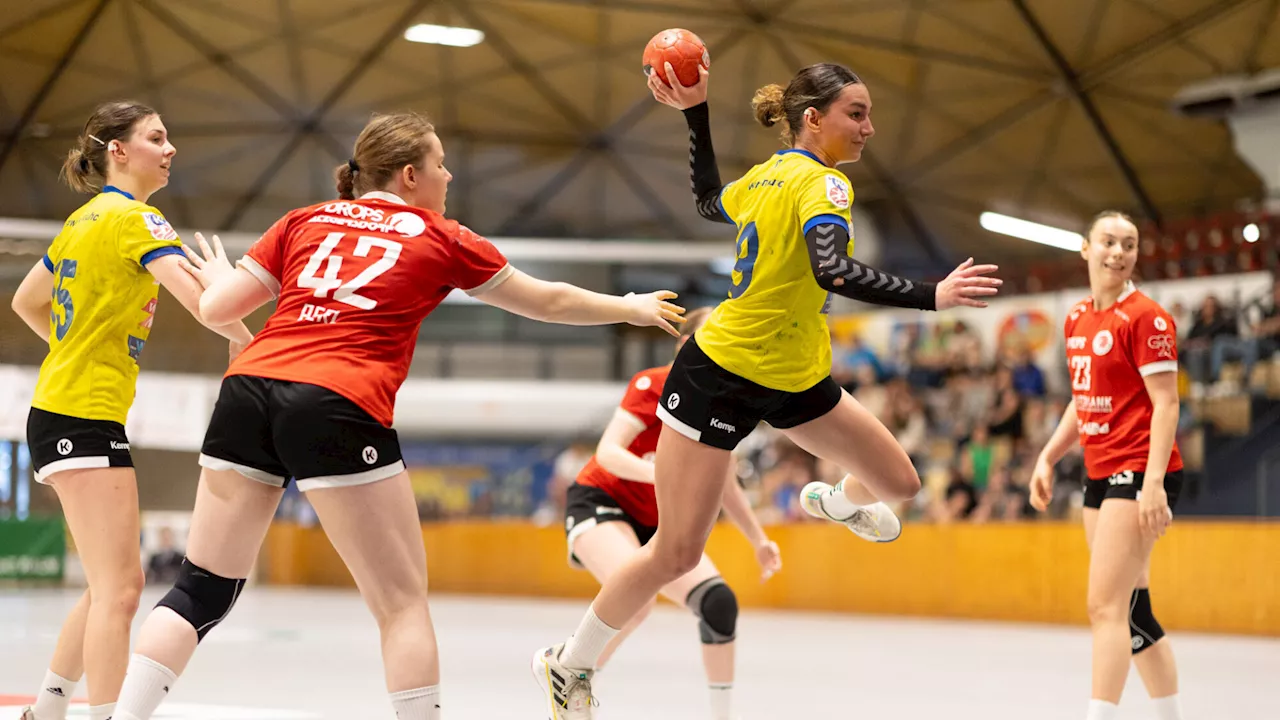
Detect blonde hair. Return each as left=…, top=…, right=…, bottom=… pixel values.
left=1084, top=210, right=1138, bottom=241
left=60, top=101, right=157, bottom=193
left=335, top=112, right=436, bottom=200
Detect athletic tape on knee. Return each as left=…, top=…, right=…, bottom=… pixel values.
left=155, top=558, right=246, bottom=642
left=685, top=576, right=737, bottom=645
left=1129, top=588, right=1165, bottom=654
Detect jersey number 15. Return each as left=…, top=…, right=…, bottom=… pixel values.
left=297, top=232, right=402, bottom=310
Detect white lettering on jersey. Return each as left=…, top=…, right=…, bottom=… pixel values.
left=1078, top=420, right=1111, bottom=436
left=310, top=205, right=427, bottom=237
left=297, top=233, right=403, bottom=310
left=1147, top=333, right=1175, bottom=359
left=1067, top=336, right=1087, bottom=350
left=1074, top=395, right=1113, bottom=413
left=299, top=303, right=341, bottom=324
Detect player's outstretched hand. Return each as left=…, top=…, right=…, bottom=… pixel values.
left=1139, top=484, right=1172, bottom=538
left=755, top=539, right=782, bottom=582
left=935, top=258, right=1002, bottom=310
left=1029, top=455, right=1055, bottom=513
left=182, top=232, right=235, bottom=290
left=625, top=290, right=686, bottom=337
left=648, top=62, right=708, bottom=110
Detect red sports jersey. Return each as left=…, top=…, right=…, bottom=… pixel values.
left=1064, top=284, right=1183, bottom=479
left=229, top=192, right=511, bottom=426
left=576, top=365, right=669, bottom=527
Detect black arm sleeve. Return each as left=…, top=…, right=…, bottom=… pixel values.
left=681, top=103, right=733, bottom=224
left=805, top=221, right=938, bottom=310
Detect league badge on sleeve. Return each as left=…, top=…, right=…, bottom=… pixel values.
left=825, top=174, right=851, bottom=210
left=143, top=212, right=178, bottom=241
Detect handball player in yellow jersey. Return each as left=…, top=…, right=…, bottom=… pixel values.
left=533, top=63, right=1001, bottom=718
left=10, top=101, right=252, bottom=720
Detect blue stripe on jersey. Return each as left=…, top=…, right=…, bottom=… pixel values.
left=42, top=254, right=54, bottom=273
left=718, top=183, right=734, bottom=224
left=802, top=214, right=849, bottom=236
left=102, top=185, right=136, bottom=200
left=777, top=148, right=828, bottom=166
left=139, top=245, right=184, bottom=267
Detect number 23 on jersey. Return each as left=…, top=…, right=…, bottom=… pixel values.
left=297, top=232, right=402, bottom=311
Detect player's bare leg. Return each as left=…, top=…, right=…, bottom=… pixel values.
left=785, top=392, right=916, bottom=541
left=49, top=467, right=145, bottom=720
left=1083, top=509, right=1182, bottom=719
left=657, top=553, right=738, bottom=720
left=113, top=468, right=283, bottom=720
left=534, top=428, right=731, bottom=719
left=1085, top=500, right=1156, bottom=718
left=571, top=522, right=656, bottom=671
left=307, top=471, right=441, bottom=719
left=25, top=589, right=89, bottom=720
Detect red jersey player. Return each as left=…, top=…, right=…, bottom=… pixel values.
left=1030, top=212, right=1186, bottom=720
left=107, top=112, right=685, bottom=720
left=563, top=307, right=780, bottom=720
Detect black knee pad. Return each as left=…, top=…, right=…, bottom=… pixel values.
left=156, top=558, right=246, bottom=642
left=685, top=576, right=738, bottom=645
left=1129, top=588, right=1165, bottom=654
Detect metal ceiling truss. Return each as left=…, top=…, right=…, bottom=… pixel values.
left=1010, top=0, right=1161, bottom=225
left=0, top=0, right=112, bottom=175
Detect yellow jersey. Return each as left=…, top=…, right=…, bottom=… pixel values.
left=697, top=149, right=854, bottom=392
left=31, top=187, right=185, bottom=424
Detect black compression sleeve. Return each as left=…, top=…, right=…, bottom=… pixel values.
left=681, top=103, right=732, bottom=224
left=805, top=220, right=937, bottom=310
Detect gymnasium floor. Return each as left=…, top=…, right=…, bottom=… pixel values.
left=2, top=588, right=1276, bottom=719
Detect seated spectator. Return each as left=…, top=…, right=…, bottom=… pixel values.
left=1185, top=294, right=1251, bottom=385
left=987, top=366, right=1024, bottom=441
left=963, top=424, right=994, bottom=492
left=1009, top=346, right=1046, bottom=398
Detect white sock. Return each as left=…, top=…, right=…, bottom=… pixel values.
left=1086, top=699, right=1119, bottom=720
left=709, top=683, right=734, bottom=720
left=1153, top=694, right=1183, bottom=720
left=559, top=606, right=620, bottom=671
left=114, top=654, right=178, bottom=720
left=33, top=670, right=77, bottom=720
left=390, top=685, right=440, bottom=720
left=88, top=703, right=115, bottom=720
left=821, top=478, right=864, bottom=518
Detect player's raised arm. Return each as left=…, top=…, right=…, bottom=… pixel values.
left=471, top=269, right=685, bottom=337
left=647, top=62, right=733, bottom=226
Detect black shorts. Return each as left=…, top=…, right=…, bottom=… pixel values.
left=26, top=408, right=133, bottom=484
left=1083, top=469, right=1184, bottom=511
left=199, top=375, right=404, bottom=492
left=564, top=483, right=657, bottom=569
left=656, top=336, right=843, bottom=450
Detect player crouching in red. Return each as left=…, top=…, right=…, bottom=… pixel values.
left=106, top=111, right=685, bottom=720
left=1030, top=211, right=1186, bottom=720
left=564, top=307, right=780, bottom=720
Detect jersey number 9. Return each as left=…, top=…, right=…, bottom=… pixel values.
left=728, top=222, right=758, bottom=299
left=52, top=259, right=77, bottom=341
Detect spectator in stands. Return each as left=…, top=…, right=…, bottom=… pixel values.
left=934, top=463, right=978, bottom=523
left=946, top=320, right=983, bottom=372
left=1187, top=294, right=1255, bottom=387
left=145, top=527, right=185, bottom=585
left=987, top=366, right=1024, bottom=441
left=1246, top=283, right=1280, bottom=364
left=835, top=335, right=883, bottom=387
left=885, top=379, right=928, bottom=468
left=1010, top=345, right=1046, bottom=398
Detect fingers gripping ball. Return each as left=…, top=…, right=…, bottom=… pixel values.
left=642, top=28, right=709, bottom=88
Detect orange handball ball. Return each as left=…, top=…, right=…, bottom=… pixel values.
left=642, top=28, right=709, bottom=88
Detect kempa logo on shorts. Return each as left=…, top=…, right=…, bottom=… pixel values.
left=56, top=439, right=73, bottom=456
left=110, top=441, right=130, bottom=451
left=362, top=446, right=378, bottom=465
left=710, top=418, right=737, bottom=433
left=1132, top=636, right=1144, bottom=650
left=666, top=393, right=680, bottom=410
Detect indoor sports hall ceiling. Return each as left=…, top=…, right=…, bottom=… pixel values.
left=0, top=0, right=1276, bottom=272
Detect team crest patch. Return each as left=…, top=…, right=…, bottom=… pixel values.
left=1093, top=330, right=1114, bottom=356
left=635, top=375, right=652, bottom=391
left=825, top=174, right=850, bottom=209
left=142, top=212, right=178, bottom=241
left=1154, top=316, right=1168, bottom=331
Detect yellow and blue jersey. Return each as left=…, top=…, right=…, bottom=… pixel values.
left=697, top=149, right=855, bottom=392
left=31, top=186, right=185, bottom=424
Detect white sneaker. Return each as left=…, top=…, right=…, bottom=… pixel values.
left=532, top=643, right=597, bottom=719
left=800, top=481, right=902, bottom=542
